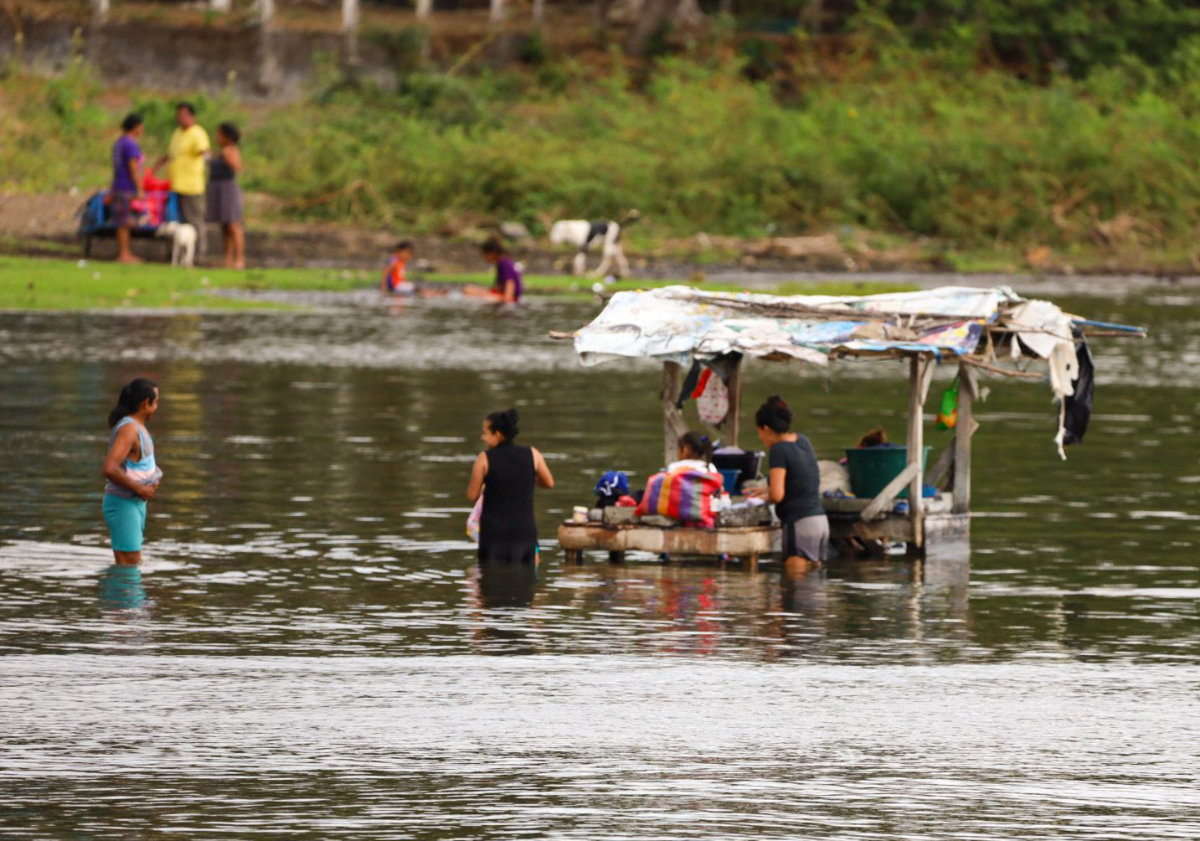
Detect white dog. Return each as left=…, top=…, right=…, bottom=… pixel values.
left=549, top=211, right=639, bottom=278
left=157, top=221, right=197, bottom=268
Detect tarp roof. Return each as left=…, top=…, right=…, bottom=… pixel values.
left=572, top=285, right=1131, bottom=369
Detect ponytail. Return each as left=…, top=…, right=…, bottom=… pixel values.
left=485, top=407, right=520, bottom=441
left=678, top=430, right=713, bottom=464
left=108, top=378, right=157, bottom=427
left=754, top=394, right=793, bottom=433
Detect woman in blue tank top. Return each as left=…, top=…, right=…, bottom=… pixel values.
left=101, top=378, right=163, bottom=566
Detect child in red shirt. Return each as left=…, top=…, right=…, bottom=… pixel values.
left=382, top=241, right=415, bottom=296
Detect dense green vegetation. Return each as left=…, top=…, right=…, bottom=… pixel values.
left=3, top=9, right=1200, bottom=265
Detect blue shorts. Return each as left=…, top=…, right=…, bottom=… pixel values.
left=102, top=493, right=147, bottom=552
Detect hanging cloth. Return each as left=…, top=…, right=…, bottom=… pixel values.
left=696, top=373, right=730, bottom=425
left=1063, top=332, right=1094, bottom=447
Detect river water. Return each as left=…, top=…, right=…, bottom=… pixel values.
left=1, top=284, right=1198, bottom=839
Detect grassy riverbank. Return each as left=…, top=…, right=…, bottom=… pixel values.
left=4, top=28, right=1200, bottom=272
left=0, top=256, right=915, bottom=310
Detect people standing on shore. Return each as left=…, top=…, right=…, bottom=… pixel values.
left=154, top=103, right=210, bottom=261
left=467, top=408, right=555, bottom=563
left=111, top=113, right=145, bottom=264
left=746, top=395, right=829, bottom=574
left=101, top=379, right=163, bottom=566
left=206, top=121, right=245, bottom=269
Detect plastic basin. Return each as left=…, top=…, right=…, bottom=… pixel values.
left=844, top=446, right=931, bottom=499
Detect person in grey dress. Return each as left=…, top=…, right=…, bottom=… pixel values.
left=206, top=122, right=245, bottom=268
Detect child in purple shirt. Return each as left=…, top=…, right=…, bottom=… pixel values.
left=482, top=236, right=522, bottom=303
left=110, top=113, right=145, bottom=263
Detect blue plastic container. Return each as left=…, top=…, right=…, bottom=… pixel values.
left=717, top=468, right=741, bottom=494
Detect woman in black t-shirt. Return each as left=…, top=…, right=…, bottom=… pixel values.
left=746, top=395, right=829, bottom=572
left=467, top=408, right=555, bottom=563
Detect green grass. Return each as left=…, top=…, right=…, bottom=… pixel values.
left=0, top=257, right=918, bottom=310
left=0, top=256, right=373, bottom=310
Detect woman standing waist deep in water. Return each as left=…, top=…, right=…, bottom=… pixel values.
left=467, top=408, right=554, bottom=563
left=746, top=395, right=829, bottom=574
left=101, top=378, right=162, bottom=566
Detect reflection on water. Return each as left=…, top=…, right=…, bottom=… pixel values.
left=97, top=564, right=145, bottom=610
left=1, top=291, right=1198, bottom=839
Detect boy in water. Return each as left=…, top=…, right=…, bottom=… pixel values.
left=381, top=240, right=416, bottom=297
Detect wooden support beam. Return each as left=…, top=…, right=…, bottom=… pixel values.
left=860, top=462, right=920, bottom=522
left=952, top=362, right=976, bottom=514
left=91, top=0, right=109, bottom=22
left=661, top=362, right=687, bottom=468
left=725, top=356, right=743, bottom=449
left=259, top=0, right=275, bottom=25
left=926, top=445, right=955, bottom=490
left=415, top=0, right=433, bottom=19
left=490, top=0, right=506, bottom=24
left=532, top=0, right=546, bottom=25
left=907, top=355, right=930, bottom=548
left=210, top=0, right=231, bottom=13
left=342, top=0, right=359, bottom=31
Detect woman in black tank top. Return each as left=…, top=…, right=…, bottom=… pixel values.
left=467, top=408, right=555, bottom=563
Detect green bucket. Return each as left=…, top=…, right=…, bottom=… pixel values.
left=844, top=446, right=931, bottom=499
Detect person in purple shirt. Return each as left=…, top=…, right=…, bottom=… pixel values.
left=479, top=236, right=522, bottom=304
left=111, top=113, right=145, bottom=264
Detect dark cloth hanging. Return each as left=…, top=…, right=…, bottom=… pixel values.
left=1063, top=332, right=1094, bottom=447
left=676, top=360, right=703, bottom=408
left=674, top=352, right=744, bottom=409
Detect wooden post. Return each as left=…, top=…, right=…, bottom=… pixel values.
left=210, top=0, right=231, bottom=12
left=725, top=356, right=742, bottom=449
left=907, top=355, right=929, bottom=549
left=257, top=0, right=281, bottom=94
left=415, top=0, right=433, bottom=19
left=342, top=0, right=360, bottom=64
left=91, top=0, right=109, bottom=22
left=490, top=0, right=506, bottom=24
left=532, top=0, right=546, bottom=26
left=661, top=361, right=686, bottom=468
left=952, top=361, right=975, bottom=515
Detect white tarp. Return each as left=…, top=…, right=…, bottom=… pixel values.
left=573, top=285, right=1019, bottom=367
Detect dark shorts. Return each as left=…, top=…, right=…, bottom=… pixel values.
left=109, top=190, right=136, bottom=227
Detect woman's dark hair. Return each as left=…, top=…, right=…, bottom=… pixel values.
left=678, top=431, right=713, bottom=463
left=177, top=102, right=196, bottom=116
left=857, top=427, right=887, bottom=448
left=121, top=113, right=143, bottom=133
left=754, top=395, right=793, bottom=433
left=485, top=407, right=520, bottom=440
left=108, top=378, right=157, bottom=427
left=217, top=121, right=240, bottom=144
left=481, top=236, right=506, bottom=256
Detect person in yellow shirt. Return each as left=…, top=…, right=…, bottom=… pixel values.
left=154, top=102, right=210, bottom=260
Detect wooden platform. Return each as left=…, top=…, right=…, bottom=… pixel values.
left=557, top=492, right=971, bottom=567
left=558, top=522, right=778, bottom=570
